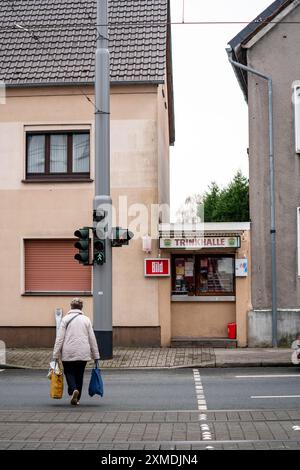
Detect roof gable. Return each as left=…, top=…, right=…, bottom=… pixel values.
left=227, top=0, right=298, bottom=98
left=229, top=0, right=293, bottom=52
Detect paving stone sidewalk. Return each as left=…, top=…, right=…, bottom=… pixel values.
left=0, top=347, right=293, bottom=369
left=4, top=347, right=216, bottom=369
left=1, top=409, right=300, bottom=450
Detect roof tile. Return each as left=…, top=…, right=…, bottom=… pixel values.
left=0, top=0, right=168, bottom=85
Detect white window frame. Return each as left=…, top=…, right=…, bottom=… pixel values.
left=294, top=83, right=300, bottom=153
left=298, top=207, right=300, bottom=277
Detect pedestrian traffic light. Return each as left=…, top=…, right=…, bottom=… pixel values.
left=111, top=227, right=134, bottom=247
left=74, top=227, right=90, bottom=265
left=93, top=228, right=106, bottom=265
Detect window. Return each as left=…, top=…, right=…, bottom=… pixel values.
left=173, top=256, right=195, bottom=295
left=26, top=131, right=90, bottom=180
left=197, top=256, right=235, bottom=295
left=298, top=207, right=300, bottom=277
left=172, top=254, right=235, bottom=297
left=294, top=84, right=300, bottom=153
left=24, top=239, right=91, bottom=293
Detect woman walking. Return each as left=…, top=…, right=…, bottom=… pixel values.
left=52, top=298, right=100, bottom=405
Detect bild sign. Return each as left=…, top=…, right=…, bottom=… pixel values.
left=159, top=236, right=240, bottom=249
left=144, top=259, right=170, bottom=277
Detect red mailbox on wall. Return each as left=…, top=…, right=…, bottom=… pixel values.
left=228, top=322, right=236, bottom=339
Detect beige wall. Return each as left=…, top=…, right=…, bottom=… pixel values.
left=235, top=230, right=251, bottom=347
left=1, top=188, right=93, bottom=326
left=157, top=81, right=170, bottom=210
left=0, top=84, right=171, bottom=337
left=172, top=302, right=236, bottom=338
left=158, top=253, right=172, bottom=347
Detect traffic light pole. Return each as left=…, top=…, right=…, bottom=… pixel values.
left=94, top=0, right=113, bottom=359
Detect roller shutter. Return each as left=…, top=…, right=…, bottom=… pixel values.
left=25, top=239, right=91, bottom=292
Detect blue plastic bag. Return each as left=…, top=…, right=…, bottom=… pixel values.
left=88, top=360, right=104, bottom=397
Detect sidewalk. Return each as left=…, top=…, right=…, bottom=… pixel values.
left=1, top=346, right=294, bottom=370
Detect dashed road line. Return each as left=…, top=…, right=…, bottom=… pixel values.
left=236, top=375, right=300, bottom=378
left=193, top=369, right=213, bottom=444
left=193, top=369, right=207, bottom=411
left=251, top=395, right=300, bottom=399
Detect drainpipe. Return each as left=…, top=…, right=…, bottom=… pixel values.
left=226, top=47, right=277, bottom=348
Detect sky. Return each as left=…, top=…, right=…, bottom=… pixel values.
left=169, top=0, right=271, bottom=220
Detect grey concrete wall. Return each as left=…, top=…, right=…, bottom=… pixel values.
left=247, top=4, right=300, bottom=310
left=248, top=309, right=300, bottom=347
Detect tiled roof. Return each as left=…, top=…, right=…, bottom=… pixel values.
left=0, top=0, right=168, bottom=86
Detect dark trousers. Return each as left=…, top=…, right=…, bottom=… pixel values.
left=62, top=361, right=87, bottom=400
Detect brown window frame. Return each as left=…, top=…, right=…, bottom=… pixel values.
left=26, top=130, right=90, bottom=181
left=171, top=254, right=235, bottom=297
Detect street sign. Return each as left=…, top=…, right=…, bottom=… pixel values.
left=144, top=258, right=170, bottom=277
left=159, top=236, right=240, bottom=249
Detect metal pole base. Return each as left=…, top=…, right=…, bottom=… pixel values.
left=94, top=330, right=113, bottom=360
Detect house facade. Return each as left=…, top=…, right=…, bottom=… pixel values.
left=0, top=0, right=253, bottom=349
left=228, top=0, right=300, bottom=346
left=0, top=0, right=175, bottom=347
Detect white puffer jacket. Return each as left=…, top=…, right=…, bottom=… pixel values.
left=53, top=310, right=100, bottom=361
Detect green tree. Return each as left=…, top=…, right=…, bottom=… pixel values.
left=201, top=171, right=249, bottom=222
left=199, top=182, right=220, bottom=222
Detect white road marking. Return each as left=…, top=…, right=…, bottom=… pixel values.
left=193, top=369, right=212, bottom=441
left=236, top=375, right=300, bottom=378
left=199, top=414, right=207, bottom=420
left=193, top=369, right=207, bottom=411
left=251, top=395, right=300, bottom=399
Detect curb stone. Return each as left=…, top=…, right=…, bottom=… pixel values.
left=0, top=361, right=294, bottom=370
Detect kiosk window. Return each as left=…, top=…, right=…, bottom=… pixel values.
left=172, top=255, right=235, bottom=296
left=197, top=256, right=234, bottom=295
left=172, top=256, right=195, bottom=295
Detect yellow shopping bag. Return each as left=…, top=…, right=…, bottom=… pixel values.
left=50, top=366, right=64, bottom=399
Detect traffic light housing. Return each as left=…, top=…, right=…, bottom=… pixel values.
left=93, top=228, right=106, bottom=265
left=74, top=228, right=90, bottom=265
left=111, top=227, right=134, bottom=247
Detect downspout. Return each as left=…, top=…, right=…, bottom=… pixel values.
left=226, top=47, right=277, bottom=347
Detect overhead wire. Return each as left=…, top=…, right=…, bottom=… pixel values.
left=2, top=0, right=99, bottom=112
left=2, top=0, right=300, bottom=27
left=2, top=4, right=298, bottom=109
left=1, top=19, right=300, bottom=32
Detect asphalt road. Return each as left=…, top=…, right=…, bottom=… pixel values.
left=1, top=367, right=300, bottom=411
left=201, top=367, right=300, bottom=410
left=0, top=368, right=196, bottom=411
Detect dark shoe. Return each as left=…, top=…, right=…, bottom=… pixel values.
left=71, top=389, right=79, bottom=405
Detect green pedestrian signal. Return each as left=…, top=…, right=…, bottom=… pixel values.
left=74, top=227, right=90, bottom=265
left=93, top=228, right=106, bottom=265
